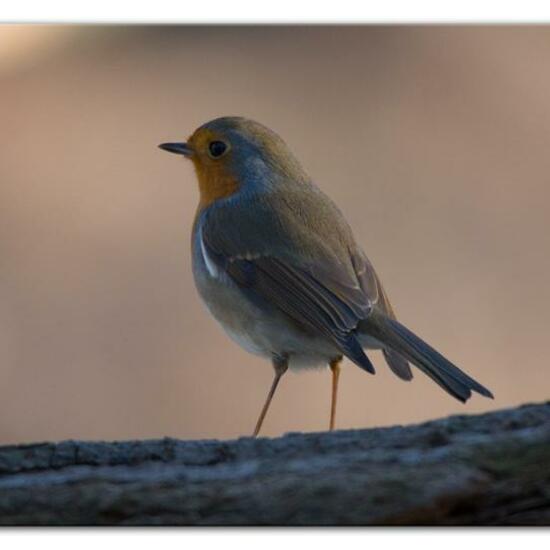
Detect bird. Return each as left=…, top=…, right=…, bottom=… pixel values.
left=159, top=116, right=493, bottom=437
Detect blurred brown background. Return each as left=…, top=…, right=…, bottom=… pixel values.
left=1, top=25, right=548, bottom=444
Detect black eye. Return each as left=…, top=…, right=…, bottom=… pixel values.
left=208, top=141, right=228, bottom=158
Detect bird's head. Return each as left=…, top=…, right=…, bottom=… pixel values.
left=159, top=116, right=308, bottom=208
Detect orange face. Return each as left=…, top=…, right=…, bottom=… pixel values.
left=186, top=127, right=240, bottom=209
left=160, top=117, right=304, bottom=210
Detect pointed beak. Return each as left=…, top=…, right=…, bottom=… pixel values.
left=158, top=142, right=194, bottom=158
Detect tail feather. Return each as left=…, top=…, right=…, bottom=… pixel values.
left=383, top=349, right=413, bottom=381
left=363, top=313, right=494, bottom=402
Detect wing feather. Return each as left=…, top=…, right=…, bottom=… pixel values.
left=201, top=229, right=375, bottom=372
left=197, top=188, right=382, bottom=372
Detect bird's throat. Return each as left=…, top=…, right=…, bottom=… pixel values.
left=194, top=163, right=240, bottom=209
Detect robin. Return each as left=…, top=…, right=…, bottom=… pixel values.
left=159, top=116, right=493, bottom=436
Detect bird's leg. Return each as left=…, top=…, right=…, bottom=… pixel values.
left=252, top=355, right=289, bottom=437
left=329, top=357, right=342, bottom=431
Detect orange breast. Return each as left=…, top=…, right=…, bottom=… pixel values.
left=193, top=161, right=240, bottom=209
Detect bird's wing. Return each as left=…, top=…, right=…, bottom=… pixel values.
left=199, top=191, right=379, bottom=372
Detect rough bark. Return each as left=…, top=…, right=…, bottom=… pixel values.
left=0, top=402, right=549, bottom=525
